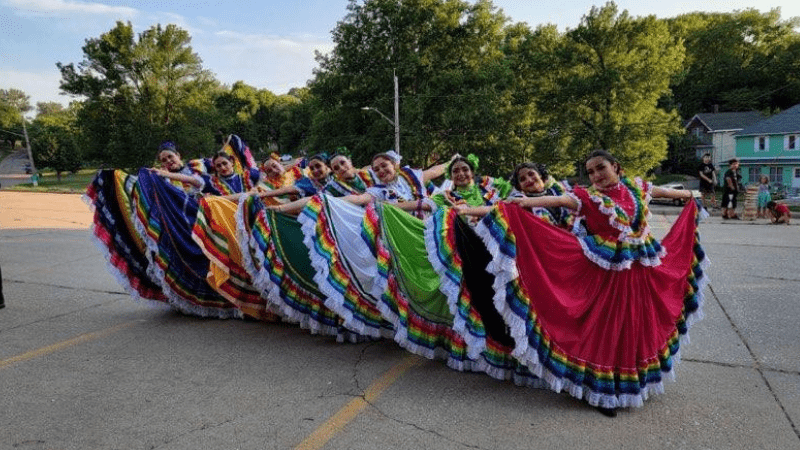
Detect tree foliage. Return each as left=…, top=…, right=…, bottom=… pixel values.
left=57, top=21, right=219, bottom=168
left=310, top=0, right=516, bottom=170
left=0, top=88, right=30, bottom=149
left=45, top=3, right=800, bottom=178
left=29, top=104, right=82, bottom=180
left=667, top=9, right=800, bottom=116
left=527, top=2, right=685, bottom=176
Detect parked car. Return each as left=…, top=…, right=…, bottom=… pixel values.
left=651, top=183, right=701, bottom=206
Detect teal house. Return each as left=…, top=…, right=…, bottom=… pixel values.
left=732, top=104, right=800, bottom=196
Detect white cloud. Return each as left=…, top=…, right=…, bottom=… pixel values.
left=197, top=30, right=333, bottom=94
left=142, top=11, right=200, bottom=36
left=1, top=0, right=138, bottom=18
left=0, top=68, right=76, bottom=114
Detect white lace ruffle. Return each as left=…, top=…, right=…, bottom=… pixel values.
left=474, top=210, right=709, bottom=408
left=130, top=191, right=242, bottom=320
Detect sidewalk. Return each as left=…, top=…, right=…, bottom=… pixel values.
left=0, top=148, right=33, bottom=189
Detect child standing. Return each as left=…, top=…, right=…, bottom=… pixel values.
left=757, top=175, right=771, bottom=218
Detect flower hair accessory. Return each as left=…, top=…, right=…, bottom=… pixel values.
left=328, top=146, right=351, bottom=163
left=446, top=153, right=479, bottom=178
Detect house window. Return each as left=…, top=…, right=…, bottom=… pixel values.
left=786, top=134, right=798, bottom=150
left=769, top=167, right=782, bottom=184
left=748, top=167, right=760, bottom=183
left=795, top=168, right=800, bottom=178
left=755, top=136, right=769, bottom=152
left=693, top=127, right=703, bottom=138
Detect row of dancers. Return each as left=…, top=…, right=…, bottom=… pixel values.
left=85, top=135, right=709, bottom=416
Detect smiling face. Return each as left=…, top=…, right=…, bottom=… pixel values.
left=371, top=156, right=398, bottom=184
left=213, top=156, right=235, bottom=177
left=585, top=156, right=620, bottom=190
left=330, top=155, right=355, bottom=180
left=450, top=161, right=474, bottom=188
left=308, top=158, right=331, bottom=181
left=516, top=167, right=545, bottom=194
left=263, top=159, right=284, bottom=178
left=158, top=150, right=183, bottom=172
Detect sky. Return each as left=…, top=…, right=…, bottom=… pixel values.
left=2, top=0, right=800, bottom=116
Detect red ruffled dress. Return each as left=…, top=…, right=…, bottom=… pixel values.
left=475, top=177, right=708, bottom=408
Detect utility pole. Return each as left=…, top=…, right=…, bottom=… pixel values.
left=393, top=69, right=400, bottom=155
left=21, top=117, right=37, bottom=186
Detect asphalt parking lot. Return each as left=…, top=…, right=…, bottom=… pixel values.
left=1, top=192, right=798, bottom=450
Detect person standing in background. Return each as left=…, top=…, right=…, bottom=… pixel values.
left=697, top=153, right=717, bottom=210
left=722, top=158, right=741, bottom=219
left=0, top=264, right=5, bottom=309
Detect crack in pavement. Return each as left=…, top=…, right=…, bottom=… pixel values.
left=366, top=402, right=488, bottom=450
left=0, top=297, right=129, bottom=333
left=709, top=283, right=800, bottom=442
left=742, top=274, right=800, bottom=283
left=148, top=418, right=237, bottom=450
left=5, top=278, right=126, bottom=296
left=682, top=357, right=800, bottom=376
left=343, top=346, right=489, bottom=450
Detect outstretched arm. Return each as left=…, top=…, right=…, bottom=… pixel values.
left=421, top=154, right=460, bottom=184
left=506, top=194, right=579, bottom=210
left=260, top=185, right=301, bottom=198
left=651, top=186, right=694, bottom=200
left=270, top=192, right=375, bottom=215
left=454, top=205, right=494, bottom=217
left=153, top=168, right=202, bottom=188
left=268, top=196, right=312, bottom=215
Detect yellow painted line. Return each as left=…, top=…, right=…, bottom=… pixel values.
left=295, top=354, right=422, bottom=450
left=0, top=321, right=138, bottom=370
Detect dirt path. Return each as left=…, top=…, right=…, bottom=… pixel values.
left=0, top=192, right=92, bottom=229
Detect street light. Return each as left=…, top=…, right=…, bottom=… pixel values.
left=362, top=106, right=400, bottom=156
left=362, top=70, right=400, bottom=155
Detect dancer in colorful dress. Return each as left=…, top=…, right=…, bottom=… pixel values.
left=259, top=153, right=332, bottom=200
left=454, top=162, right=573, bottom=228
left=430, top=154, right=512, bottom=210
left=297, top=152, right=537, bottom=377
left=153, top=151, right=261, bottom=198
left=324, top=151, right=376, bottom=197
left=235, top=153, right=364, bottom=340
left=132, top=136, right=262, bottom=317
left=260, top=154, right=305, bottom=191
left=474, top=150, right=706, bottom=416
left=85, top=141, right=211, bottom=305
left=426, top=159, right=569, bottom=383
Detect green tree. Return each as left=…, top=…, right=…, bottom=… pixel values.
left=29, top=104, right=82, bottom=181
left=213, top=81, right=280, bottom=154
left=57, top=21, right=219, bottom=168
left=667, top=9, right=800, bottom=115
left=0, top=88, right=31, bottom=150
left=36, top=102, right=65, bottom=116
left=309, top=0, right=516, bottom=170
left=529, top=2, right=685, bottom=176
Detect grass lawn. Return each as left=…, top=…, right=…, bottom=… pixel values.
left=8, top=169, right=97, bottom=194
